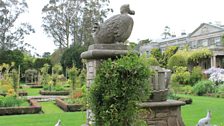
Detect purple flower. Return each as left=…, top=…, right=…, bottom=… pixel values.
left=204, top=67, right=224, bottom=74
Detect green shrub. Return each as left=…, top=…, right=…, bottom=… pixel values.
left=217, top=84, right=224, bottom=93
left=0, top=96, right=4, bottom=106
left=90, top=54, right=151, bottom=126
left=167, top=53, right=187, bottom=71
left=188, top=48, right=212, bottom=64
left=43, top=85, right=49, bottom=91
left=54, top=85, right=64, bottom=91
left=68, top=65, right=78, bottom=91
left=179, top=85, right=193, bottom=94
left=148, top=56, right=160, bottom=66
left=193, top=80, right=215, bottom=96
left=171, top=67, right=190, bottom=85
left=190, top=66, right=203, bottom=85
left=0, top=96, right=25, bottom=107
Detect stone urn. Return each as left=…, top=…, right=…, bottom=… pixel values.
left=149, top=66, right=171, bottom=102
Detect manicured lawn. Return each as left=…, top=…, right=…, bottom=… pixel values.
left=0, top=112, right=85, bottom=126
left=40, top=101, right=64, bottom=114
left=180, top=94, right=224, bottom=126
left=0, top=101, right=86, bottom=126
left=3, top=93, right=224, bottom=126
left=23, top=88, right=41, bottom=96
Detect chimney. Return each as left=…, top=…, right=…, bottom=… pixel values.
left=171, top=34, right=176, bottom=38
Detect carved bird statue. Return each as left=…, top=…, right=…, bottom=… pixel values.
left=92, top=4, right=135, bottom=44
left=197, top=111, right=211, bottom=126
left=55, top=119, right=61, bottom=126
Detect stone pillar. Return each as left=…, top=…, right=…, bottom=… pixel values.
left=210, top=57, right=213, bottom=67
left=213, top=55, right=216, bottom=67
left=211, top=55, right=217, bottom=67
left=81, top=44, right=128, bottom=126
left=139, top=100, right=185, bottom=126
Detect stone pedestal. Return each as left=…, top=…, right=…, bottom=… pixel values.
left=81, top=44, right=128, bottom=126
left=139, top=100, right=185, bottom=126
left=81, top=44, right=128, bottom=90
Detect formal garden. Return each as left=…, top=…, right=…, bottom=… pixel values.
left=1, top=0, right=224, bottom=126
left=1, top=47, right=224, bottom=125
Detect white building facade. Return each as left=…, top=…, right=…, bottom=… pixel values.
left=140, top=23, right=224, bottom=69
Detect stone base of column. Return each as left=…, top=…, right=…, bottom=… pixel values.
left=139, top=100, right=185, bottom=126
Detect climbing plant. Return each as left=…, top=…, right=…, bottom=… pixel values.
left=188, top=48, right=212, bottom=65
left=89, top=54, right=151, bottom=126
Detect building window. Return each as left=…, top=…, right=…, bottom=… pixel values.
left=146, top=51, right=150, bottom=55
left=202, top=39, right=208, bottom=47
left=191, top=41, right=197, bottom=48
left=208, top=38, right=214, bottom=45
left=215, top=37, right=221, bottom=46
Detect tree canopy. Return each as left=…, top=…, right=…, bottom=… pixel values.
left=0, top=0, right=35, bottom=51
left=42, top=0, right=112, bottom=48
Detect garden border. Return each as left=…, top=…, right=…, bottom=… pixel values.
left=0, top=99, right=41, bottom=115
left=55, top=98, right=83, bottom=112
left=39, top=90, right=69, bottom=95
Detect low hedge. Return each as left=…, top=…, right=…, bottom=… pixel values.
left=56, top=98, right=83, bottom=112
left=0, top=99, right=41, bottom=115
left=30, top=85, right=43, bottom=88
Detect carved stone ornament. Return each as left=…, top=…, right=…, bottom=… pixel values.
left=92, top=4, right=135, bottom=44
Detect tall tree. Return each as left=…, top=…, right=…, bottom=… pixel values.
left=162, top=26, right=171, bottom=39
left=42, top=0, right=112, bottom=48
left=0, top=0, right=35, bottom=50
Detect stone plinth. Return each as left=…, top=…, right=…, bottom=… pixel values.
left=139, top=100, right=185, bottom=126
left=81, top=44, right=128, bottom=60
left=81, top=44, right=128, bottom=125
left=81, top=44, right=128, bottom=89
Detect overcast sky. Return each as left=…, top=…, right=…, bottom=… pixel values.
left=18, top=0, right=224, bottom=55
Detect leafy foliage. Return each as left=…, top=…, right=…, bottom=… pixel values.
left=171, top=66, right=190, bottom=85
left=150, top=48, right=162, bottom=63
left=40, top=64, right=51, bottom=86
left=193, top=80, right=215, bottom=96
left=162, top=46, right=178, bottom=67
left=0, top=63, right=16, bottom=96
left=149, top=46, right=178, bottom=68
left=0, top=50, right=24, bottom=67
left=50, top=48, right=66, bottom=65
left=168, top=53, right=187, bottom=71
left=90, top=54, right=151, bottom=126
left=188, top=48, right=212, bottom=65
left=68, top=65, right=78, bottom=91
left=148, top=56, right=160, bottom=66
left=189, top=66, right=203, bottom=85
left=0, top=0, right=35, bottom=51
left=42, top=0, right=112, bottom=48
left=34, top=58, right=51, bottom=71
left=0, top=96, right=27, bottom=107
left=61, top=44, right=85, bottom=70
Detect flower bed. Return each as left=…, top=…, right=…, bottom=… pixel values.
left=0, top=99, right=41, bottom=115
left=56, top=98, right=83, bottom=112
left=18, top=91, right=28, bottom=96
left=39, top=90, right=69, bottom=95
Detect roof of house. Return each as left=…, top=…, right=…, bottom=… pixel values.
left=189, top=23, right=224, bottom=37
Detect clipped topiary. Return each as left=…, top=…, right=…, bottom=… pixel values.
left=89, top=53, right=151, bottom=126
left=167, top=53, right=187, bottom=71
